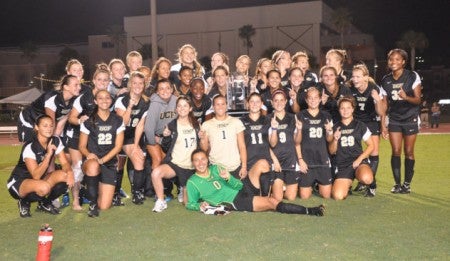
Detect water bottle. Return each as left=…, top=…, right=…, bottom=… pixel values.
left=36, top=224, right=53, bottom=261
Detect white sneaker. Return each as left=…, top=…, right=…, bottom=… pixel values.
left=152, top=199, right=167, bottom=213
left=52, top=198, right=61, bottom=208
left=177, top=187, right=184, bottom=203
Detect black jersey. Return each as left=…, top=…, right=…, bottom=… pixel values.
left=80, top=113, right=125, bottom=163
left=320, top=83, right=352, bottom=124
left=297, top=110, right=331, bottom=167
left=241, top=114, right=272, bottom=168
left=66, top=90, right=97, bottom=141
left=261, top=87, right=292, bottom=114
left=350, top=82, right=382, bottom=123
left=333, top=119, right=371, bottom=168
left=114, top=94, right=150, bottom=139
left=10, top=136, right=64, bottom=180
left=268, top=112, right=297, bottom=169
left=337, top=70, right=351, bottom=86
left=301, top=70, right=318, bottom=89
left=381, top=70, right=421, bottom=122
left=22, top=90, right=74, bottom=124
left=189, top=94, right=212, bottom=124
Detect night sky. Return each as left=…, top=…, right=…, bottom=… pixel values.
left=1, top=0, right=449, bottom=66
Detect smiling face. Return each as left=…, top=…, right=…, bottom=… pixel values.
left=176, top=98, right=192, bottom=118
left=93, top=71, right=110, bottom=91
left=213, top=96, right=227, bottom=117
left=111, top=62, right=126, bottom=81
left=157, top=61, right=171, bottom=79
left=95, top=90, right=113, bottom=111
left=130, top=75, right=145, bottom=96
left=321, top=68, right=337, bottom=87
left=192, top=150, right=209, bottom=175
left=67, top=63, right=84, bottom=80
left=211, top=53, right=225, bottom=69
left=388, top=52, right=406, bottom=72
left=179, top=69, right=193, bottom=86
left=306, top=88, right=321, bottom=110
left=271, top=92, right=287, bottom=113
left=326, top=52, right=342, bottom=71
left=276, top=52, right=291, bottom=71
left=64, top=77, right=81, bottom=98
left=236, top=57, right=250, bottom=74
left=260, top=60, right=273, bottom=75
left=35, top=116, right=54, bottom=138
left=289, top=68, right=304, bottom=87
left=339, top=100, right=354, bottom=120
left=294, top=56, right=309, bottom=72
left=247, top=94, right=263, bottom=113
left=267, top=71, right=281, bottom=90
left=351, top=69, right=368, bottom=90
left=156, top=81, right=173, bottom=101
left=127, top=56, right=142, bottom=72
left=180, top=47, right=196, bottom=65
left=190, top=80, right=205, bottom=102
left=213, top=68, right=229, bottom=87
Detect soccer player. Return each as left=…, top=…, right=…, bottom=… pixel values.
left=269, top=90, right=301, bottom=201
left=186, top=149, right=325, bottom=216
left=170, top=44, right=205, bottom=88
left=329, top=96, right=374, bottom=200
left=381, top=49, right=422, bottom=194
left=7, top=115, right=74, bottom=217
left=79, top=90, right=125, bottom=217
left=296, top=87, right=334, bottom=199
left=67, top=63, right=110, bottom=210
left=114, top=72, right=150, bottom=205
left=241, top=92, right=280, bottom=196
left=152, top=96, right=200, bottom=212
left=18, top=74, right=81, bottom=143
left=188, top=77, right=213, bottom=124
left=325, top=49, right=351, bottom=86
left=200, top=95, right=247, bottom=179
left=349, top=63, right=387, bottom=197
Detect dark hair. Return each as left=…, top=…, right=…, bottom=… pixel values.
left=212, top=94, right=227, bottom=105
left=35, top=114, right=52, bottom=126
left=176, top=95, right=200, bottom=130
left=191, top=148, right=208, bottom=163
left=337, top=95, right=356, bottom=109
left=189, top=77, right=205, bottom=88
left=306, top=86, right=321, bottom=99
left=271, top=89, right=287, bottom=100
left=60, top=74, right=78, bottom=89
left=288, top=67, right=304, bottom=78
left=155, top=78, right=174, bottom=92
left=266, top=69, right=281, bottom=79
left=179, top=66, right=193, bottom=76
left=212, top=65, right=229, bottom=77
left=247, top=92, right=262, bottom=102
left=387, top=48, right=408, bottom=64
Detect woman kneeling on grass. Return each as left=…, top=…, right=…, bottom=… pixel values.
left=186, top=149, right=324, bottom=216
left=79, top=90, right=125, bottom=217
left=329, top=96, right=374, bottom=200
left=7, top=115, right=74, bottom=217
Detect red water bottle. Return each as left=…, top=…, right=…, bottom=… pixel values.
left=36, top=224, right=53, bottom=261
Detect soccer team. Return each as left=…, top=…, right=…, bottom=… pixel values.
left=7, top=44, right=421, bottom=218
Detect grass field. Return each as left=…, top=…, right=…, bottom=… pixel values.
left=0, top=135, right=449, bottom=260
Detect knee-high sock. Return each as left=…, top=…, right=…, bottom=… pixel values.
left=126, top=159, right=134, bottom=190
left=276, top=202, right=307, bottom=214
left=85, top=175, right=100, bottom=203
left=404, top=158, right=415, bottom=184
left=115, top=169, right=124, bottom=194
left=48, top=182, right=68, bottom=201
left=391, top=156, right=401, bottom=185
left=24, top=192, right=44, bottom=202
left=369, top=155, right=379, bottom=189
left=260, top=172, right=274, bottom=196
left=133, top=169, right=144, bottom=193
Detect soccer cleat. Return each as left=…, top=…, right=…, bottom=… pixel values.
left=400, top=183, right=411, bottom=194
left=132, top=191, right=144, bottom=205
left=177, top=187, right=184, bottom=203
left=112, top=193, right=124, bottom=206
left=353, top=183, right=367, bottom=192
left=18, top=199, right=31, bottom=218
left=364, top=188, right=376, bottom=197
left=308, top=204, right=325, bottom=216
left=37, top=201, right=61, bottom=215
left=390, top=184, right=402, bottom=194
left=152, top=199, right=168, bottom=213
left=119, top=188, right=129, bottom=198
left=87, top=203, right=99, bottom=217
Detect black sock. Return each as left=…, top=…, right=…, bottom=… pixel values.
left=126, top=159, right=134, bottom=191
left=48, top=182, right=68, bottom=201
left=85, top=175, right=100, bottom=203
left=404, top=158, right=415, bottom=184
left=260, top=172, right=274, bottom=196
left=133, top=169, right=144, bottom=193
left=391, top=156, right=401, bottom=185
left=276, top=202, right=307, bottom=215
left=369, top=155, right=379, bottom=189
left=23, top=192, right=44, bottom=203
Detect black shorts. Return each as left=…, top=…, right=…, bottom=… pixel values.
left=7, top=175, right=24, bottom=199
left=232, top=178, right=258, bottom=212
left=299, top=167, right=332, bottom=187
left=67, top=135, right=80, bottom=150
left=275, top=170, right=300, bottom=185
left=18, top=112, right=35, bottom=143
left=167, top=162, right=194, bottom=187
left=229, top=165, right=242, bottom=179
left=366, top=121, right=381, bottom=136
left=388, top=117, right=419, bottom=135
left=335, top=159, right=370, bottom=180
left=247, top=156, right=272, bottom=171
left=100, top=164, right=117, bottom=186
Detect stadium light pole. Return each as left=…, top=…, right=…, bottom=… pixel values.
left=150, top=0, right=158, bottom=62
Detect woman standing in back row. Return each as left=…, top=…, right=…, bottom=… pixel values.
left=381, top=49, right=422, bottom=194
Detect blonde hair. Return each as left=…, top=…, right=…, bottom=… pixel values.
left=254, top=58, right=273, bottom=78
left=128, top=71, right=149, bottom=102
left=108, top=58, right=126, bottom=71
left=93, top=63, right=110, bottom=79
left=352, top=63, right=376, bottom=85
left=65, top=59, right=83, bottom=72
left=126, top=51, right=143, bottom=64
left=291, top=51, right=309, bottom=67
left=150, top=57, right=172, bottom=81
left=326, top=49, right=347, bottom=66
left=211, top=52, right=229, bottom=66
left=176, top=44, right=203, bottom=78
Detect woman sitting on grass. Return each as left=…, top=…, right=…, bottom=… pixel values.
left=79, top=90, right=125, bottom=217
left=7, top=115, right=74, bottom=217
left=186, top=149, right=324, bottom=216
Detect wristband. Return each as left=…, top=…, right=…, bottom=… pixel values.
left=271, top=127, right=278, bottom=131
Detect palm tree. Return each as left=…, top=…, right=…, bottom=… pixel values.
left=331, top=7, right=352, bottom=49
left=238, top=24, right=256, bottom=55
left=396, top=30, right=429, bottom=70
left=107, top=24, right=126, bottom=57
left=19, top=41, right=39, bottom=84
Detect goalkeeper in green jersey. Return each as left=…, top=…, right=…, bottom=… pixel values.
left=186, top=149, right=325, bottom=216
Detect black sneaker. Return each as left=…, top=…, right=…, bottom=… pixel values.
left=309, top=204, right=325, bottom=216
left=400, top=183, right=411, bottom=194
left=88, top=203, right=99, bottom=217
left=132, top=192, right=144, bottom=205
left=390, top=184, right=402, bottom=194
left=353, top=182, right=367, bottom=192
left=112, top=193, right=124, bottom=207
left=37, top=201, right=61, bottom=215
left=18, top=199, right=31, bottom=218
left=364, top=188, right=376, bottom=197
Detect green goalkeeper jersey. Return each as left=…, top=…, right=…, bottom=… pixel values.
left=186, top=165, right=243, bottom=211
